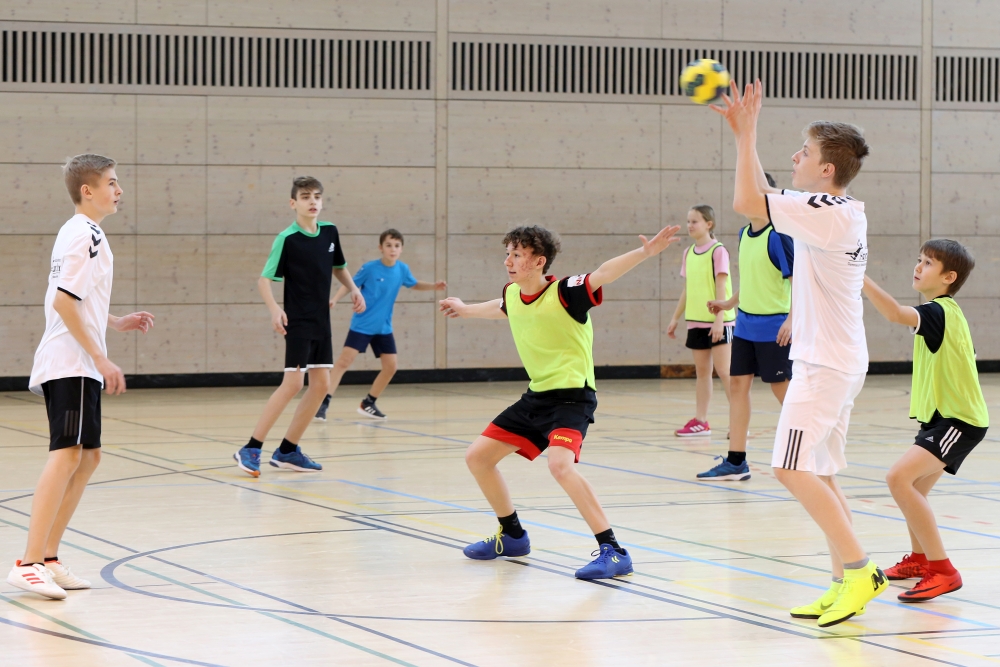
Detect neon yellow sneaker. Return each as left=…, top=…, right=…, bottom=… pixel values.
left=818, top=562, right=887, bottom=627
left=790, top=582, right=865, bottom=619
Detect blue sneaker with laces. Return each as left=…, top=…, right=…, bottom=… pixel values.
left=696, top=456, right=751, bottom=481
left=269, top=446, right=322, bottom=472
left=463, top=527, right=531, bottom=560
left=233, top=446, right=261, bottom=478
left=575, top=544, right=633, bottom=580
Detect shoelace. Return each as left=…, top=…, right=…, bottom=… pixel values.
left=588, top=545, right=613, bottom=564
left=484, top=527, right=506, bottom=555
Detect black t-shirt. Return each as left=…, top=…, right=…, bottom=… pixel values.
left=914, top=298, right=947, bottom=354
left=500, top=274, right=603, bottom=324
left=262, top=222, right=347, bottom=338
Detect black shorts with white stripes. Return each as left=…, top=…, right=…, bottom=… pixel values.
left=41, top=377, right=102, bottom=451
left=914, top=411, right=988, bottom=475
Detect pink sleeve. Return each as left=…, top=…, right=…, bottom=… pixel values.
left=679, top=247, right=688, bottom=278
left=712, top=245, right=730, bottom=276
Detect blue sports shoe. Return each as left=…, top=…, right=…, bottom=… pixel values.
left=463, top=527, right=531, bottom=560
left=269, top=446, right=322, bottom=472
left=696, top=456, right=751, bottom=481
left=575, top=544, right=633, bottom=580
left=233, top=447, right=261, bottom=478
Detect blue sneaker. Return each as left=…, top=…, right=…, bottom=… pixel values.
left=269, top=446, right=322, bottom=472
left=233, top=447, right=261, bottom=478
left=575, top=544, right=633, bottom=580
left=463, top=527, right=531, bottom=560
left=696, top=456, right=751, bottom=481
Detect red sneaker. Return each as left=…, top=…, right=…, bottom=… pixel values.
left=898, top=570, right=963, bottom=602
left=884, top=553, right=927, bottom=580
left=675, top=418, right=711, bottom=437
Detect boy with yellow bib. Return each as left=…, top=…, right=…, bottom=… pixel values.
left=863, top=239, right=989, bottom=602
left=440, top=223, right=681, bottom=579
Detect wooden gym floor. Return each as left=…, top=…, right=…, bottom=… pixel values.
left=1, top=375, right=999, bottom=666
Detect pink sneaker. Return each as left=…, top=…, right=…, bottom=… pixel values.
left=675, top=418, right=711, bottom=437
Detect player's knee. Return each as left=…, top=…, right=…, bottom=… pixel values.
left=82, top=448, right=101, bottom=469
left=310, top=373, right=330, bottom=394
left=547, top=454, right=574, bottom=481
left=381, top=358, right=398, bottom=374
left=465, top=445, right=487, bottom=472
left=54, top=446, right=83, bottom=471
left=281, top=372, right=305, bottom=392
left=885, top=466, right=909, bottom=492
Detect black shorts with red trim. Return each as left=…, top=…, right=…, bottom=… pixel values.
left=483, top=387, right=597, bottom=463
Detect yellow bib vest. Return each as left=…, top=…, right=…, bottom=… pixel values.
left=685, top=242, right=735, bottom=323
left=505, top=281, right=597, bottom=392
left=911, top=296, right=989, bottom=427
left=738, top=225, right=791, bottom=315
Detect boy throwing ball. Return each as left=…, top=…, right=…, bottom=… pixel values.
left=863, top=240, right=988, bottom=601
left=8, top=154, right=154, bottom=599
left=440, top=223, right=680, bottom=579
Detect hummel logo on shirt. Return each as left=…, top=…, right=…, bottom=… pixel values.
left=91, top=234, right=102, bottom=247
left=88, top=247, right=98, bottom=259
left=328, top=243, right=336, bottom=252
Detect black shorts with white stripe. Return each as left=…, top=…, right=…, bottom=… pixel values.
left=914, top=411, right=988, bottom=475
left=41, top=377, right=102, bottom=451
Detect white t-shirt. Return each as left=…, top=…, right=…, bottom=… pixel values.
left=765, top=190, right=868, bottom=375
left=29, top=214, right=114, bottom=395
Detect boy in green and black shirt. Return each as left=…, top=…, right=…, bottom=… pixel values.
left=863, top=239, right=989, bottom=602
left=440, top=223, right=681, bottom=580
left=234, top=176, right=365, bottom=477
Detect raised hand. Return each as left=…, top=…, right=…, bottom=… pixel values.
left=639, top=225, right=683, bottom=257
left=113, top=311, right=155, bottom=333
left=709, top=79, right=763, bottom=137
left=439, top=297, right=466, bottom=318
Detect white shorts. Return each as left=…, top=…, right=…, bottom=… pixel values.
left=771, top=360, right=866, bottom=476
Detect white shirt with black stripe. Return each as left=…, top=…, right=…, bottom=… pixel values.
left=29, top=214, right=114, bottom=395
left=765, top=189, right=868, bottom=376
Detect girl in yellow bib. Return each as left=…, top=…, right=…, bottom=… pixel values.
left=667, top=205, right=735, bottom=437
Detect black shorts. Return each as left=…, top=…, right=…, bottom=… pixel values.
left=685, top=325, right=734, bottom=350
left=730, top=336, right=793, bottom=383
left=284, top=335, right=333, bottom=371
left=914, top=411, right=988, bottom=475
left=483, top=388, right=597, bottom=463
left=41, top=377, right=102, bottom=451
left=344, top=330, right=397, bottom=358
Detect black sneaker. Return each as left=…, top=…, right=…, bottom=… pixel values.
left=314, top=395, right=331, bottom=422
left=357, top=398, right=386, bottom=420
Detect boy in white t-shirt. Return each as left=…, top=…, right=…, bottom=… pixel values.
left=713, top=81, right=886, bottom=627
left=6, top=155, right=154, bottom=600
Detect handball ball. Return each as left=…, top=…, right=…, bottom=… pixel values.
left=679, top=59, right=731, bottom=105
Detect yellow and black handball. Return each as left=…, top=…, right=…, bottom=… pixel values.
left=679, top=59, right=731, bottom=105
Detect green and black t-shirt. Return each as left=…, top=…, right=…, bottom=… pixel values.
left=262, top=221, right=347, bottom=338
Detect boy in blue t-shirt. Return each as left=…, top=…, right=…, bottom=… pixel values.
left=316, top=229, right=446, bottom=420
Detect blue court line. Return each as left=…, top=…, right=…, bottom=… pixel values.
left=330, top=479, right=995, bottom=629
left=852, top=510, right=1000, bottom=540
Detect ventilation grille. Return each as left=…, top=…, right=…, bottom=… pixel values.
left=0, top=28, right=432, bottom=90
left=935, top=55, right=1000, bottom=103
left=452, top=42, right=918, bottom=102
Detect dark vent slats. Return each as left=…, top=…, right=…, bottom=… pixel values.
left=936, top=55, right=1000, bottom=103
left=452, top=41, right=918, bottom=102
left=0, top=28, right=431, bottom=91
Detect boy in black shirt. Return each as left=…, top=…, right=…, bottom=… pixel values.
left=234, top=177, right=365, bottom=477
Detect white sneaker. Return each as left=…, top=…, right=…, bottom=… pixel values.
left=7, top=561, right=67, bottom=599
left=46, top=560, right=91, bottom=590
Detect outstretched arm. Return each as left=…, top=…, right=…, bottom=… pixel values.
left=862, top=276, right=918, bottom=327
left=412, top=280, right=448, bottom=291
left=711, top=80, right=774, bottom=231
left=588, top=225, right=682, bottom=290
left=439, top=297, right=507, bottom=320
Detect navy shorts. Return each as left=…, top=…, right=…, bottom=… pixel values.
left=344, top=330, right=397, bottom=358
left=685, top=325, right=733, bottom=350
left=285, top=335, right=333, bottom=371
left=914, top=411, right=988, bottom=475
left=42, top=377, right=102, bottom=451
left=483, top=388, right=597, bottom=463
left=730, top=336, right=793, bottom=383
